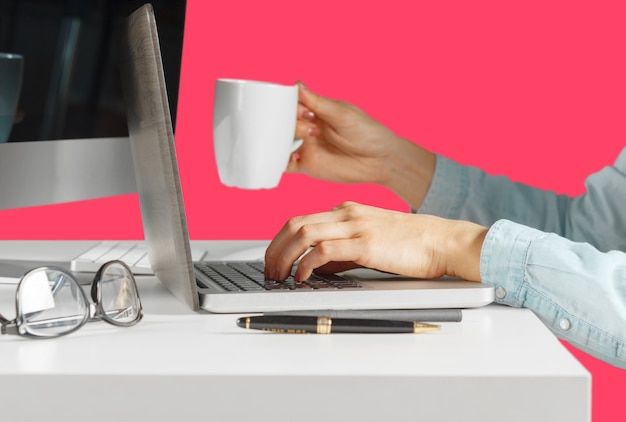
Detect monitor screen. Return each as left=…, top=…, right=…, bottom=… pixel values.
left=0, top=0, right=185, bottom=142
left=0, top=0, right=186, bottom=210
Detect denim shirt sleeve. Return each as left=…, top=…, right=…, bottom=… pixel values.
left=417, top=148, right=626, bottom=368
left=481, top=219, right=626, bottom=369
left=418, top=154, right=570, bottom=229
left=419, top=149, right=626, bottom=252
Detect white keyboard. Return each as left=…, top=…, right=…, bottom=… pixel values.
left=70, top=241, right=207, bottom=275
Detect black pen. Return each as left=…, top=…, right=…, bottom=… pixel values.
left=236, top=315, right=440, bottom=334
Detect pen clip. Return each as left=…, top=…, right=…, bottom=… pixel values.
left=413, top=322, right=440, bottom=333
left=316, top=316, right=332, bottom=334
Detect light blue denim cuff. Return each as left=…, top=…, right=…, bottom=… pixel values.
left=481, top=219, right=626, bottom=368
left=479, top=219, right=544, bottom=307
left=415, top=155, right=469, bottom=218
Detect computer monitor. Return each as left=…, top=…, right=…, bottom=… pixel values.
left=0, top=0, right=186, bottom=209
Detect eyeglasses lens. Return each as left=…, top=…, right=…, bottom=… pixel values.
left=99, top=263, right=141, bottom=324
left=18, top=269, right=88, bottom=337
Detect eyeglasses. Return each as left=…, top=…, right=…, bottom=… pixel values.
left=0, top=260, right=143, bottom=338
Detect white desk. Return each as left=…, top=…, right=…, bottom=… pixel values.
left=0, top=241, right=590, bottom=422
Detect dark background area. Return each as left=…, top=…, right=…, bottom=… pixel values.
left=0, top=0, right=185, bottom=141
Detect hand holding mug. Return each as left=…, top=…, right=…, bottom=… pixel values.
left=289, top=83, right=402, bottom=186
left=291, top=83, right=436, bottom=209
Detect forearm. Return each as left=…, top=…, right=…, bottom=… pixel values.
left=382, top=138, right=436, bottom=210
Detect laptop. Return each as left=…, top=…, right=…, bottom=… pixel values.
left=118, top=4, right=494, bottom=313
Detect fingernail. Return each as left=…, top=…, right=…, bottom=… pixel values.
left=301, top=110, right=315, bottom=121
left=308, top=126, right=320, bottom=137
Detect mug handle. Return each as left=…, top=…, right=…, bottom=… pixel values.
left=291, top=138, right=304, bottom=153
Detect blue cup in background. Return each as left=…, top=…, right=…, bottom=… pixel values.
left=0, top=53, right=23, bottom=142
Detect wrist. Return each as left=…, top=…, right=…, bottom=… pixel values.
left=445, top=221, right=488, bottom=282
left=381, top=138, right=435, bottom=209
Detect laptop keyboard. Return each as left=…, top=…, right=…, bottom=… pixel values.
left=194, top=261, right=362, bottom=292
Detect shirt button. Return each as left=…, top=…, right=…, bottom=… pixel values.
left=559, top=318, right=571, bottom=331
left=495, top=286, right=507, bottom=299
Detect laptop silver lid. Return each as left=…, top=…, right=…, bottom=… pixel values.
left=118, top=4, right=199, bottom=310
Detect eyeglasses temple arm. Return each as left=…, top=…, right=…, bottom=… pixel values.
left=0, top=315, right=18, bottom=335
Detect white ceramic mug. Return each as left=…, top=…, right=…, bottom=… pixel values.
left=213, top=79, right=302, bottom=189
left=0, top=53, right=23, bottom=142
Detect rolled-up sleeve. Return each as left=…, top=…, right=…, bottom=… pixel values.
left=417, top=148, right=626, bottom=368
left=481, top=219, right=626, bottom=369
left=419, top=150, right=626, bottom=252
left=419, top=155, right=571, bottom=233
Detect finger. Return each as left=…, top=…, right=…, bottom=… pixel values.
left=298, top=103, right=315, bottom=121
left=297, top=82, right=345, bottom=121
left=265, top=212, right=358, bottom=280
left=286, top=151, right=301, bottom=173
left=314, top=261, right=362, bottom=274
left=265, top=203, right=363, bottom=278
left=277, top=221, right=359, bottom=280
left=269, top=208, right=348, bottom=252
left=332, top=201, right=361, bottom=211
left=295, top=121, right=319, bottom=140
left=265, top=213, right=323, bottom=278
left=294, top=239, right=365, bottom=281
left=286, top=142, right=316, bottom=173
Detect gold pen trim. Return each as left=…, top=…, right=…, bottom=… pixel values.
left=413, top=322, right=441, bottom=334
left=245, top=317, right=250, bottom=330
left=317, top=316, right=332, bottom=334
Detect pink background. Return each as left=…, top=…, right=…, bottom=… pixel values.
left=1, top=0, right=624, bottom=419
